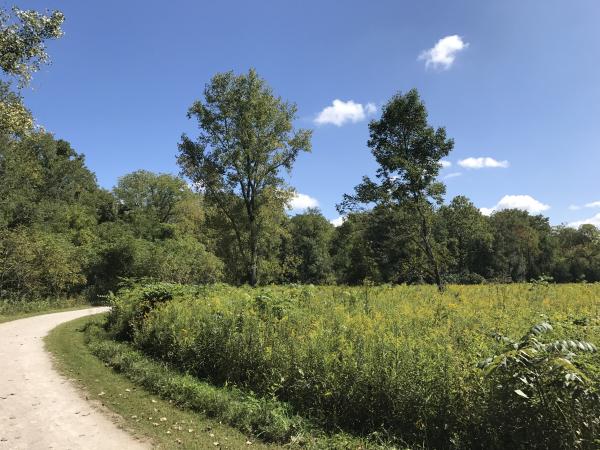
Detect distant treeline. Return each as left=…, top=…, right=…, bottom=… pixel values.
left=0, top=130, right=598, bottom=301
left=1, top=7, right=599, bottom=301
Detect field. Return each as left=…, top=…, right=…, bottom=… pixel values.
left=100, top=282, right=600, bottom=449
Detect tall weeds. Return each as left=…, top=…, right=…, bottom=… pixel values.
left=105, top=282, right=600, bottom=449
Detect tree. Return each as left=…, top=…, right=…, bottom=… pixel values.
left=284, top=208, right=334, bottom=284
left=0, top=132, right=100, bottom=230
left=0, top=227, right=85, bottom=298
left=0, top=6, right=64, bottom=136
left=365, top=204, right=430, bottom=284
left=438, top=196, right=494, bottom=280
left=113, top=170, right=194, bottom=239
left=552, top=224, right=600, bottom=282
left=489, top=209, right=555, bottom=282
left=339, top=89, right=453, bottom=291
left=178, top=69, right=312, bottom=285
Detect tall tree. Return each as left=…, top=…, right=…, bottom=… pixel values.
left=178, top=69, right=311, bottom=285
left=339, top=89, right=453, bottom=291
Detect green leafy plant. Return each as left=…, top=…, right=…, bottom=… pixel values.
left=479, top=320, right=599, bottom=449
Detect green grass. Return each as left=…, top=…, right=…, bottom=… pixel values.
left=46, top=314, right=280, bottom=450
left=0, top=298, right=90, bottom=324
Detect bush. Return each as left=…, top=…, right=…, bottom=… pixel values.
left=0, top=228, right=85, bottom=298
left=478, top=321, right=599, bottom=448
left=151, top=237, right=223, bottom=284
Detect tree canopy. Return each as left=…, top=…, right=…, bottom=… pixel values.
left=178, top=69, right=312, bottom=285
left=340, top=89, right=453, bottom=290
left=0, top=6, right=64, bottom=136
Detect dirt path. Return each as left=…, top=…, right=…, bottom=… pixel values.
left=0, top=308, right=147, bottom=449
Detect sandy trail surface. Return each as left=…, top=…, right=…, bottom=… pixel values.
left=0, top=308, right=147, bottom=449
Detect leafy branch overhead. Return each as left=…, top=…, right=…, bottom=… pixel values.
left=0, top=7, right=64, bottom=136
left=0, top=7, right=64, bottom=86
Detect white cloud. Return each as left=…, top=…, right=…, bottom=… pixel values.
left=330, top=216, right=346, bottom=227
left=480, top=195, right=550, bottom=216
left=567, top=200, right=600, bottom=211
left=314, top=100, right=376, bottom=126
left=458, top=157, right=510, bottom=169
left=444, top=172, right=462, bottom=180
left=288, top=193, right=319, bottom=210
left=569, top=213, right=600, bottom=228
left=365, top=102, right=377, bottom=115
left=418, top=35, right=469, bottom=70
left=440, top=160, right=452, bottom=168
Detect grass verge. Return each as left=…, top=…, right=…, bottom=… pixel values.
left=82, top=320, right=384, bottom=449
left=0, top=298, right=90, bottom=324
left=46, top=314, right=280, bottom=450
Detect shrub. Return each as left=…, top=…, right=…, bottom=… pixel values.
left=0, top=228, right=85, bottom=298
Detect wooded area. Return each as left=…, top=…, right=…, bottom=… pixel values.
left=1, top=6, right=599, bottom=302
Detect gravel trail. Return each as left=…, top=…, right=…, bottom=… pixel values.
left=0, top=308, right=147, bottom=449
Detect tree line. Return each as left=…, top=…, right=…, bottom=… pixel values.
left=1, top=6, right=599, bottom=301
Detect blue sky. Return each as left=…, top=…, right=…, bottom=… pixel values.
left=17, top=0, right=600, bottom=226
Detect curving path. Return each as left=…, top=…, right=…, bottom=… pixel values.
left=0, top=308, right=147, bottom=449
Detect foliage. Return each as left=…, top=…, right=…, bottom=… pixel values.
left=280, top=208, right=335, bottom=284
left=489, top=209, right=556, bottom=282
left=0, top=6, right=64, bottom=135
left=339, top=89, right=454, bottom=291
left=479, top=320, right=599, bottom=448
left=0, top=6, right=64, bottom=86
left=0, top=227, right=85, bottom=298
left=105, top=281, right=600, bottom=449
left=553, top=224, right=600, bottom=283
left=113, top=170, right=193, bottom=239
left=438, top=195, right=494, bottom=279
left=178, top=69, right=312, bottom=285
left=0, top=82, right=32, bottom=135
left=0, top=131, right=224, bottom=300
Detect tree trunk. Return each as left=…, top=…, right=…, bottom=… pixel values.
left=422, top=231, right=444, bottom=292
left=416, top=203, right=445, bottom=292
left=248, top=216, right=258, bottom=286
